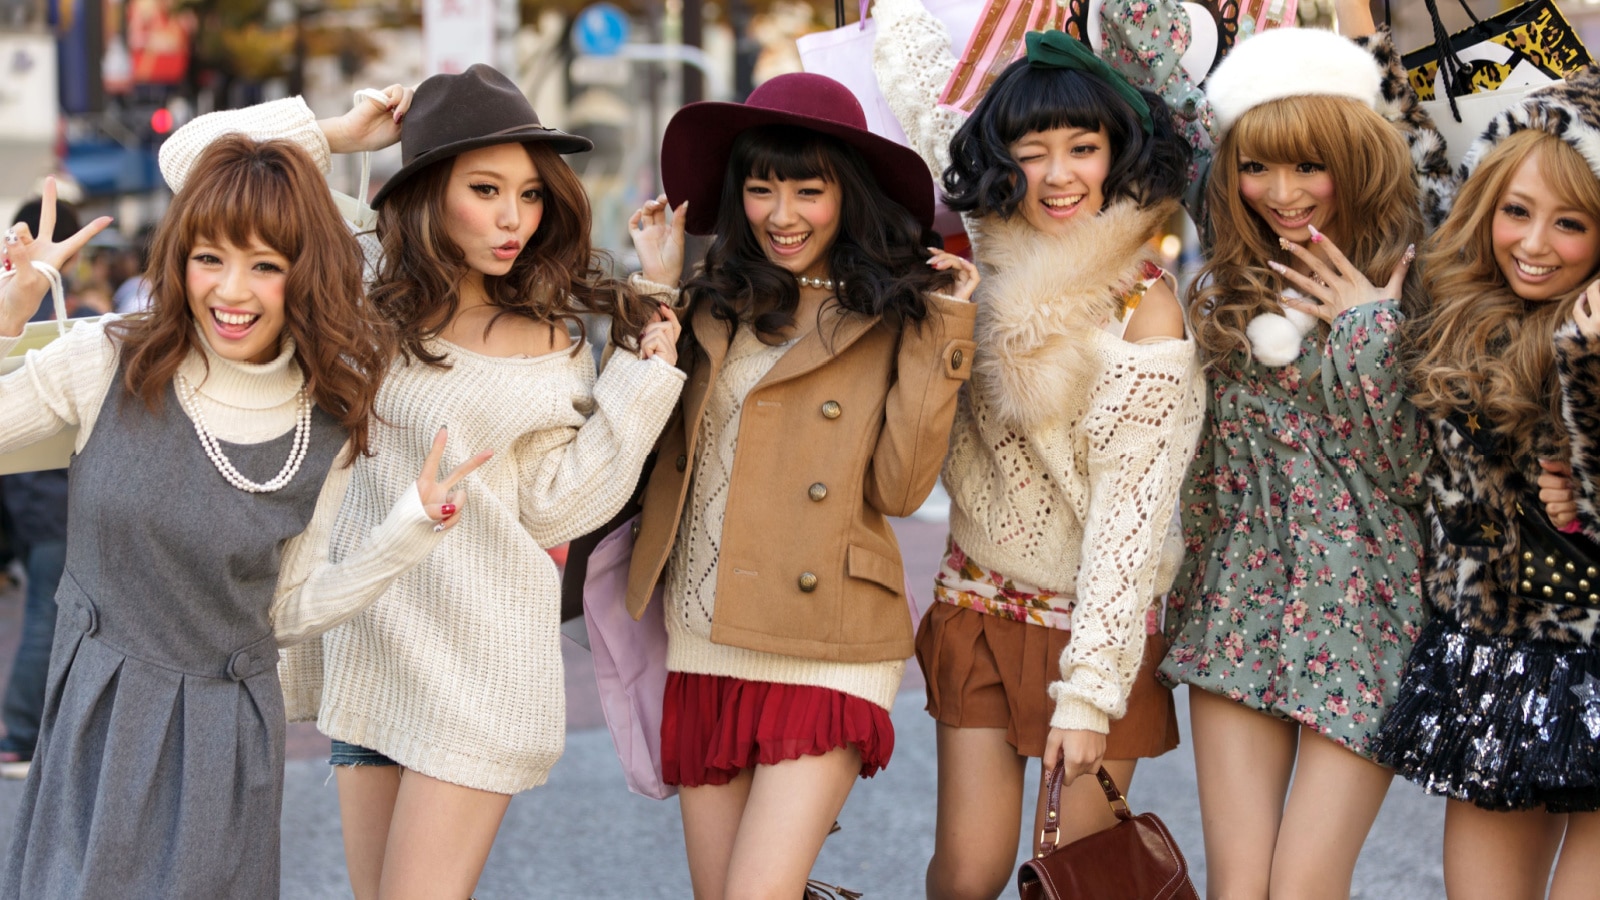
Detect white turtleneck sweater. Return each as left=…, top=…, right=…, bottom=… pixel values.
left=0, top=317, right=441, bottom=643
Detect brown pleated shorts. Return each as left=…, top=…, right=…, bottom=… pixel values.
left=915, top=602, right=1180, bottom=759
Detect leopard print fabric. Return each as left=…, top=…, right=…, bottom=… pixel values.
left=1427, top=326, right=1600, bottom=646
left=1359, top=27, right=1455, bottom=230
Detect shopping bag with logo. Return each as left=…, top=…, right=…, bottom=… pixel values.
left=1396, top=0, right=1593, bottom=167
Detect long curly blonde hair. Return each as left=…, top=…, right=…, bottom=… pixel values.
left=1407, top=129, right=1600, bottom=458
left=1188, top=94, right=1424, bottom=366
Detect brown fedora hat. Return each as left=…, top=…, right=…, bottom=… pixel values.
left=661, top=72, right=935, bottom=235
left=371, top=64, right=594, bottom=208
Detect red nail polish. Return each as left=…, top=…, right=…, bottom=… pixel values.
left=440, top=503, right=457, bottom=518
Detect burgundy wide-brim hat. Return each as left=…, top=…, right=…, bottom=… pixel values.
left=371, top=64, right=594, bottom=208
left=661, top=72, right=936, bottom=236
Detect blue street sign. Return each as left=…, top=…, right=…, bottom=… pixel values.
left=572, top=3, right=631, bottom=58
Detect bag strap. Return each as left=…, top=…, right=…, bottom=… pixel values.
left=1418, top=0, right=1489, bottom=121
left=1036, top=765, right=1134, bottom=858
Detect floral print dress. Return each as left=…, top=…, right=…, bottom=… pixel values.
left=1163, top=300, right=1431, bottom=756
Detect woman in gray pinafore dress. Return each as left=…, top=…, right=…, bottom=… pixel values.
left=0, top=137, right=482, bottom=899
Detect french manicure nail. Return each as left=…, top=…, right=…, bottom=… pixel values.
left=1308, top=224, right=1324, bottom=243
left=1267, top=260, right=1287, bottom=273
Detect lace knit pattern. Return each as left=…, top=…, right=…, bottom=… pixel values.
left=873, top=0, right=1204, bottom=732
left=283, top=344, right=684, bottom=794
left=666, top=325, right=904, bottom=709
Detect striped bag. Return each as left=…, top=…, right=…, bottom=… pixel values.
left=937, top=0, right=1071, bottom=115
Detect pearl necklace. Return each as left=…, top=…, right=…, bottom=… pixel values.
left=174, top=373, right=312, bottom=493
left=796, top=274, right=840, bottom=291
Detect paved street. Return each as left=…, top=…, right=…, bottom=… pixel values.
left=0, top=510, right=1449, bottom=898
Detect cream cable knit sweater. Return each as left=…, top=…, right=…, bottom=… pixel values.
left=163, top=99, right=687, bottom=793
left=665, top=324, right=904, bottom=709
left=873, top=0, right=1205, bottom=734
left=0, top=318, right=440, bottom=643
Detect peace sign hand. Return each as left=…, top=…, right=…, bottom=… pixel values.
left=415, top=427, right=494, bottom=533
left=1, top=177, right=113, bottom=336
left=1271, top=226, right=1413, bottom=325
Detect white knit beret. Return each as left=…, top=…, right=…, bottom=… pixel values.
left=1206, top=27, right=1384, bottom=133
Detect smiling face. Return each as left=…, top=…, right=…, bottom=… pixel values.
left=1491, top=148, right=1600, bottom=303
left=1236, top=156, right=1336, bottom=243
left=742, top=175, right=842, bottom=279
left=186, top=237, right=289, bottom=365
left=1009, top=126, right=1109, bottom=235
left=443, top=143, right=544, bottom=281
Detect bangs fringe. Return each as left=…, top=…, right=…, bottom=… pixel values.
left=740, top=126, right=840, bottom=184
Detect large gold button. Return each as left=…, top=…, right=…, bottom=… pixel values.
left=675, top=454, right=687, bottom=472
left=951, top=348, right=964, bottom=369
left=808, top=482, right=828, bottom=502
left=821, top=400, right=842, bottom=419
left=798, top=572, right=819, bottom=592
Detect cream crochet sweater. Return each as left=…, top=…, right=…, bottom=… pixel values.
left=665, top=324, right=905, bottom=709
left=0, top=318, right=440, bottom=642
left=874, top=0, right=1206, bottom=734
left=162, top=102, right=687, bottom=793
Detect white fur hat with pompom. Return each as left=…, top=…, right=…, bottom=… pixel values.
left=1206, top=27, right=1384, bottom=134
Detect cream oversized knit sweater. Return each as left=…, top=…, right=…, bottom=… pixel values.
left=0, top=318, right=441, bottom=642
left=163, top=102, right=687, bottom=793
left=873, top=0, right=1206, bottom=735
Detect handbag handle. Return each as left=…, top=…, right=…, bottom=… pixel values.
left=1388, top=0, right=1489, bottom=122
left=1035, top=765, right=1134, bottom=859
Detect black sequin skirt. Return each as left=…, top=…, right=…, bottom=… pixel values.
left=1373, top=616, right=1600, bottom=813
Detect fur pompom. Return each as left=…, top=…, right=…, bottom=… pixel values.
left=1246, top=299, right=1318, bottom=367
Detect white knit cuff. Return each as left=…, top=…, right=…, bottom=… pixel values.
left=1048, top=689, right=1111, bottom=735
left=368, top=483, right=444, bottom=564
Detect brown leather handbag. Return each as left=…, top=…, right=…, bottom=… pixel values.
left=1017, top=766, right=1200, bottom=900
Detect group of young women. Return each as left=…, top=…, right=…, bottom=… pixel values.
left=0, top=0, right=1597, bottom=897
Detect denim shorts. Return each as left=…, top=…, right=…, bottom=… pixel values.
left=329, top=739, right=398, bottom=767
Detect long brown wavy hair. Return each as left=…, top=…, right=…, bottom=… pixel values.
left=1189, top=94, right=1424, bottom=365
left=368, top=141, right=650, bottom=365
left=109, top=134, right=393, bottom=462
left=1407, top=129, right=1600, bottom=459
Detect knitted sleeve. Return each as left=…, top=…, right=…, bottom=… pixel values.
left=270, top=471, right=441, bottom=646
left=0, top=317, right=120, bottom=457
left=871, top=0, right=969, bottom=180
left=1356, top=25, right=1455, bottom=228
left=1318, top=300, right=1430, bottom=504
left=1556, top=325, right=1600, bottom=540
left=1099, top=0, right=1216, bottom=221
left=515, top=348, right=684, bottom=547
left=158, top=97, right=332, bottom=193
left=866, top=293, right=976, bottom=516
left=1047, top=336, right=1203, bottom=733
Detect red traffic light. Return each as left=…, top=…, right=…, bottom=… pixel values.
left=150, top=108, right=174, bottom=135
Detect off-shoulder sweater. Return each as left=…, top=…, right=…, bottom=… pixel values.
left=872, top=0, right=1206, bottom=735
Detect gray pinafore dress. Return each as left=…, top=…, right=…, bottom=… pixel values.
left=2, top=364, right=342, bottom=899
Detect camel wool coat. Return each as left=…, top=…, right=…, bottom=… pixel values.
left=627, top=293, right=976, bottom=663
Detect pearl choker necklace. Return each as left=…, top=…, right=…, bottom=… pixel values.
left=175, top=373, right=312, bottom=493
left=796, top=274, right=840, bottom=291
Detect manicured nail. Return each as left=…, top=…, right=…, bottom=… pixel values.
left=440, top=503, right=457, bottom=518
left=1308, top=224, right=1324, bottom=243
left=1278, top=237, right=1293, bottom=250
left=1267, top=260, right=1287, bottom=273
left=433, top=523, right=446, bottom=533
left=1403, top=243, right=1416, bottom=264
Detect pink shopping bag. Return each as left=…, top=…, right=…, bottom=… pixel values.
left=938, top=0, right=1070, bottom=115
left=582, top=514, right=675, bottom=800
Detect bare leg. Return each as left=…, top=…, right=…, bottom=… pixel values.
left=1269, top=729, right=1392, bottom=899
left=335, top=765, right=402, bottom=900
left=375, top=770, right=512, bottom=900
left=678, top=770, right=755, bottom=900
left=1443, top=800, right=1564, bottom=900
left=1188, top=688, right=1297, bottom=900
left=1030, top=759, right=1139, bottom=851
left=926, top=725, right=1027, bottom=900
left=1550, top=810, right=1600, bottom=900
left=722, top=748, right=862, bottom=899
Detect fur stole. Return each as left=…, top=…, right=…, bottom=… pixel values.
left=966, top=198, right=1178, bottom=431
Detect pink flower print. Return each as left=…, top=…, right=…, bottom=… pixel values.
left=1352, top=712, right=1369, bottom=725
left=948, top=543, right=967, bottom=571
left=1222, top=632, right=1246, bottom=665
left=1282, top=599, right=1308, bottom=631
left=1326, top=692, right=1349, bottom=717
left=1307, top=651, right=1329, bottom=676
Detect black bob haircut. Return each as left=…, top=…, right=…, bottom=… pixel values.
left=685, top=124, right=950, bottom=342
left=942, top=57, right=1190, bottom=218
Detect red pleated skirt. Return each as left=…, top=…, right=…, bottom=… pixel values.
left=661, top=672, right=895, bottom=788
